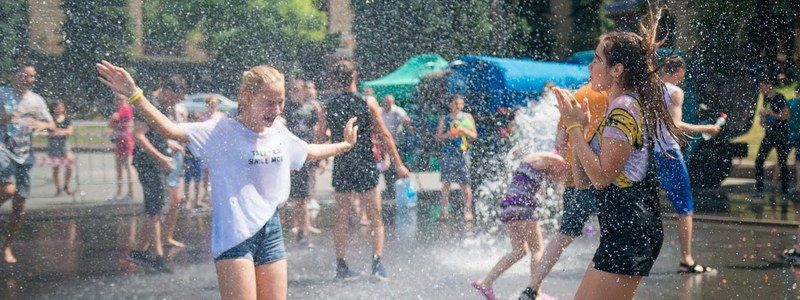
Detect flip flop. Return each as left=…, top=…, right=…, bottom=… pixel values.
left=470, top=281, right=495, bottom=300
left=678, top=262, right=716, bottom=274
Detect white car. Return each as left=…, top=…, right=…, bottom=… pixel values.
left=181, top=93, right=238, bottom=119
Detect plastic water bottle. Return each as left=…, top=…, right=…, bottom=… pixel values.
left=394, top=178, right=418, bottom=241
left=702, top=113, right=727, bottom=140
left=166, top=151, right=184, bottom=188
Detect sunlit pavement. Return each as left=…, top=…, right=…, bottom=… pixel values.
left=1, top=211, right=800, bottom=299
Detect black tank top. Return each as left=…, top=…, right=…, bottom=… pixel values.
left=284, top=100, right=318, bottom=143
left=323, top=91, right=373, bottom=161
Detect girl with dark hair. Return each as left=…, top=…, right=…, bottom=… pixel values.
left=554, top=5, right=678, bottom=299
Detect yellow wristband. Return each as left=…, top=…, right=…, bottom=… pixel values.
left=565, top=123, right=583, bottom=133
left=127, top=89, right=144, bottom=105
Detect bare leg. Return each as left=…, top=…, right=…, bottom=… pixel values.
left=477, top=221, right=529, bottom=286
left=460, top=183, right=474, bottom=221
left=292, top=197, right=309, bottom=234
left=360, top=188, right=385, bottom=256
left=255, top=259, right=288, bottom=300
left=334, top=192, right=352, bottom=259
left=163, top=184, right=185, bottom=248
left=439, top=182, right=451, bottom=220
left=529, top=233, right=576, bottom=290
left=678, top=215, right=694, bottom=264
left=125, top=156, right=134, bottom=198
left=115, top=155, right=124, bottom=198
left=575, top=264, right=642, bottom=300
left=215, top=259, right=257, bottom=300
left=525, top=221, right=544, bottom=278
left=63, top=164, right=73, bottom=195
left=1, top=192, right=22, bottom=264
left=53, top=166, right=62, bottom=196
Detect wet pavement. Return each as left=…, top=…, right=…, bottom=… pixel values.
left=3, top=153, right=800, bottom=298
left=2, top=208, right=800, bottom=299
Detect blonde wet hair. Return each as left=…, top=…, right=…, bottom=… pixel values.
left=240, top=65, right=284, bottom=95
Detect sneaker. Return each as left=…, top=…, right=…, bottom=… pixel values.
left=782, top=248, right=800, bottom=262
left=296, top=232, right=314, bottom=248
left=150, top=256, right=173, bottom=273
left=518, top=286, right=540, bottom=300
left=371, top=256, right=388, bottom=281
left=335, top=259, right=360, bottom=280
left=126, top=250, right=152, bottom=266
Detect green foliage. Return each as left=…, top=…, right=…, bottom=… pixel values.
left=143, top=1, right=197, bottom=56
left=509, top=0, right=557, bottom=59
left=0, top=0, right=27, bottom=75
left=570, top=0, right=613, bottom=53
left=196, top=0, right=329, bottom=73
left=353, top=0, right=497, bottom=79
left=62, top=0, right=133, bottom=113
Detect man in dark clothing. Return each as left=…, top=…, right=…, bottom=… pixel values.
left=127, top=76, right=187, bottom=273
left=318, top=61, right=409, bottom=280
left=284, top=78, right=324, bottom=246
left=755, top=80, right=790, bottom=195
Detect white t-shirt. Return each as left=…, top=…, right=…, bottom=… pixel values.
left=381, top=104, right=408, bottom=140
left=180, top=117, right=310, bottom=257
left=656, top=83, right=682, bottom=152
left=0, top=87, right=53, bottom=164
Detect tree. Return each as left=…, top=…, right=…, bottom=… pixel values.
left=143, top=1, right=197, bottom=56
left=62, top=0, right=133, bottom=113
left=507, top=0, right=557, bottom=59
left=569, top=0, right=613, bottom=53
left=196, top=0, right=329, bottom=74
left=0, top=0, right=28, bottom=76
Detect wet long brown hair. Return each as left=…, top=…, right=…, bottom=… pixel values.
left=599, top=4, right=679, bottom=149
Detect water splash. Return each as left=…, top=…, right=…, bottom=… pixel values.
left=472, top=89, right=564, bottom=238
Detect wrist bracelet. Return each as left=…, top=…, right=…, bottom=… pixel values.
left=127, top=89, right=144, bottom=105
left=565, top=123, right=583, bottom=133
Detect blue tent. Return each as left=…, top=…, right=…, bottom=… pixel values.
left=447, top=55, right=589, bottom=113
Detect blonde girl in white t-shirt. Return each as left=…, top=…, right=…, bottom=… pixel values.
left=97, top=61, right=358, bottom=300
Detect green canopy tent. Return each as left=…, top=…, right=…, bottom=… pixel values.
left=360, top=54, right=449, bottom=107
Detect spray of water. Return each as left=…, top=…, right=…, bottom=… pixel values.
left=465, top=89, right=564, bottom=247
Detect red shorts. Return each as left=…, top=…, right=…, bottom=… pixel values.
left=115, top=136, right=134, bottom=156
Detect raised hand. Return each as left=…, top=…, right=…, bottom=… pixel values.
left=343, top=117, right=359, bottom=147
left=96, top=61, right=139, bottom=98
left=553, top=87, right=589, bottom=127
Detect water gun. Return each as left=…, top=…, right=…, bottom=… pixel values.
left=449, top=115, right=475, bottom=152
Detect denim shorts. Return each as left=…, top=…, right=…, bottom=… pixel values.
left=559, top=187, right=597, bottom=237
left=0, top=151, right=32, bottom=199
left=214, top=212, right=286, bottom=266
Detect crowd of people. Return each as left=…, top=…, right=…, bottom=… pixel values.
left=4, top=5, right=800, bottom=300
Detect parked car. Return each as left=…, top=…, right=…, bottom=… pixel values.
left=181, top=93, right=238, bottom=119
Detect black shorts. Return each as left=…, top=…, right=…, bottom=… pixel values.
left=290, top=164, right=313, bottom=198
left=134, top=162, right=167, bottom=216
left=332, top=156, right=379, bottom=193
left=593, top=183, right=663, bottom=277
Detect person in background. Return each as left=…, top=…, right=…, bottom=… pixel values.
left=318, top=60, right=410, bottom=280
left=435, top=94, right=477, bottom=221
left=380, top=94, right=412, bottom=201
left=754, top=79, right=790, bottom=198
left=284, top=78, right=325, bottom=246
left=526, top=84, right=607, bottom=299
left=781, top=85, right=800, bottom=262
left=125, top=74, right=187, bottom=272
left=0, top=60, right=56, bottom=264
left=110, top=93, right=135, bottom=201
left=471, top=152, right=567, bottom=300
left=47, top=99, right=75, bottom=197
left=656, top=56, right=720, bottom=273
